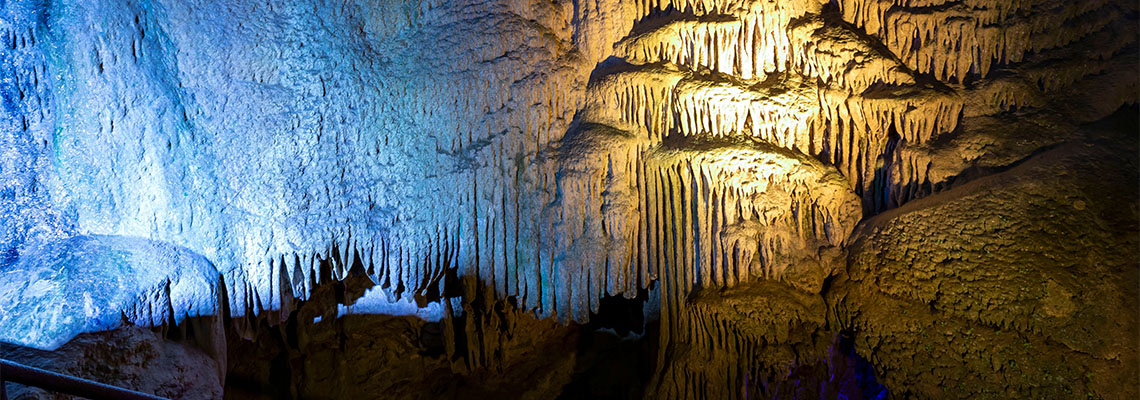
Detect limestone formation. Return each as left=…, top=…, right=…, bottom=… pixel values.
left=0, top=0, right=1135, bottom=398
left=0, top=326, right=223, bottom=400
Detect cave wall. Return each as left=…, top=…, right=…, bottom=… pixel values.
left=0, top=0, right=1136, bottom=398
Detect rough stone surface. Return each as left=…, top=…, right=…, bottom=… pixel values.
left=223, top=271, right=584, bottom=400
left=836, top=120, right=1139, bottom=399
left=0, top=326, right=223, bottom=400
left=0, top=235, right=220, bottom=350
left=0, top=0, right=1136, bottom=398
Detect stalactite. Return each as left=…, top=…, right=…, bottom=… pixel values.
left=836, top=0, right=1127, bottom=82
left=643, top=145, right=860, bottom=292
left=587, top=65, right=961, bottom=201
left=4, top=4, right=1134, bottom=396
left=617, top=12, right=798, bottom=79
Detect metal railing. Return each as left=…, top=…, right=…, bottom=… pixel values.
left=1, top=358, right=170, bottom=400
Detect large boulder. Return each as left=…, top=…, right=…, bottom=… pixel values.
left=835, top=127, right=1139, bottom=399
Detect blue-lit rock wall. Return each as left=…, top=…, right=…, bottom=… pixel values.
left=1, top=0, right=72, bottom=267
left=1, top=0, right=641, bottom=347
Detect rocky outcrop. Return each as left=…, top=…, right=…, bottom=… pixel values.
left=835, top=122, right=1139, bottom=399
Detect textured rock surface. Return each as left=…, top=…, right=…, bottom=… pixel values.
left=836, top=118, right=1139, bottom=399
left=0, top=235, right=220, bottom=349
left=0, top=0, right=1136, bottom=398
left=652, top=280, right=887, bottom=399
left=0, top=326, right=223, bottom=400
left=222, top=270, right=585, bottom=400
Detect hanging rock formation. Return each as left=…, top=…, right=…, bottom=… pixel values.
left=0, top=0, right=1136, bottom=398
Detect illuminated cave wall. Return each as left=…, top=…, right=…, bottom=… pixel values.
left=1, top=0, right=1137, bottom=398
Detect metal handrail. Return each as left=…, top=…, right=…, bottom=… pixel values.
left=0, top=358, right=169, bottom=400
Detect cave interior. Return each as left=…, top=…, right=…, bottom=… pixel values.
left=0, top=0, right=1137, bottom=398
